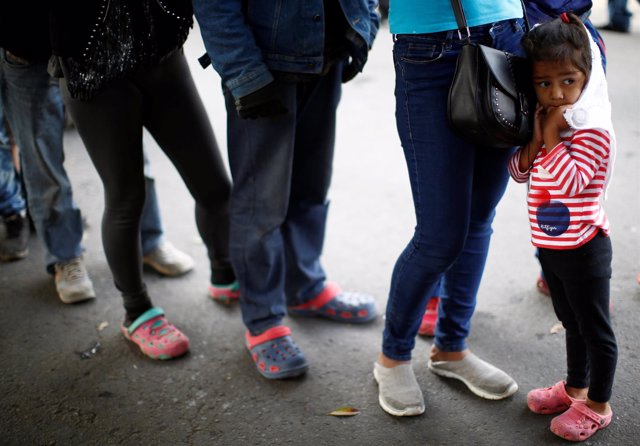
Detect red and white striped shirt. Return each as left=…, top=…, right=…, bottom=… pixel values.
left=508, top=128, right=611, bottom=250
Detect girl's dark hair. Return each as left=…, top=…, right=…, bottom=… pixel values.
left=521, top=12, right=592, bottom=78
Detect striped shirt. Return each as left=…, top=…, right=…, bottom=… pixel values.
left=508, top=128, right=611, bottom=249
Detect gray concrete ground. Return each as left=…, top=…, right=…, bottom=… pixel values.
left=1, top=3, right=639, bottom=445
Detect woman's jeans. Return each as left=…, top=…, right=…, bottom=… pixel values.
left=383, top=19, right=526, bottom=360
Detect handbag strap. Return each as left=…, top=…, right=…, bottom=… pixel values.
left=449, top=0, right=531, bottom=39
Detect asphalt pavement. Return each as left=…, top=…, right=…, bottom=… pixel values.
left=1, top=3, right=639, bottom=445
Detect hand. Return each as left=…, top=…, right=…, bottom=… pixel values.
left=542, top=105, right=569, bottom=148
left=342, top=29, right=369, bottom=83
left=235, top=82, right=288, bottom=119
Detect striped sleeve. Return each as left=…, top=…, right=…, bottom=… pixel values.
left=508, top=148, right=530, bottom=183
left=538, top=129, right=610, bottom=197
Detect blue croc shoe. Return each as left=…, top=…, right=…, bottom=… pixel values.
left=245, top=326, right=308, bottom=379
left=287, top=282, right=378, bottom=323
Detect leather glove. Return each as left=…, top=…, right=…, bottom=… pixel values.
left=342, top=28, right=369, bottom=83
left=235, top=82, right=288, bottom=119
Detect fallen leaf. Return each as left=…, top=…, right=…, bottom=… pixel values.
left=328, top=407, right=359, bottom=417
left=98, top=321, right=109, bottom=331
left=549, top=322, right=564, bottom=334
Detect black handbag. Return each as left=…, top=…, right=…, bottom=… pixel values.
left=447, top=0, right=534, bottom=149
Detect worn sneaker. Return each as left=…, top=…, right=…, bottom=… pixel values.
left=143, top=241, right=194, bottom=276
left=54, top=257, right=96, bottom=304
left=428, top=353, right=518, bottom=400
left=373, top=362, right=425, bottom=416
left=0, top=213, right=29, bottom=261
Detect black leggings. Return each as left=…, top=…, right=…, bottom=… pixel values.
left=538, top=233, right=617, bottom=403
left=61, top=50, right=234, bottom=320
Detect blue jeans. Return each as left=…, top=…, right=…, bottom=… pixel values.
left=0, top=101, right=26, bottom=216
left=383, top=19, right=526, bottom=360
left=0, top=49, right=166, bottom=267
left=140, top=150, right=164, bottom=255
left=609, top=0, right=632, bottom=31
left=0, top=49, right=83, bottom=269
left=225, top=64, right=343, bottom=334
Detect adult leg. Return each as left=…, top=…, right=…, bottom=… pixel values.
left=0, top=103, right=29, bottom=260
left=608, top=0, right=632, bottom=32
left=224, top=80, right=298, bottom=334
left=0, top=51, right=84, bottom=269
left=435, top=147, right=514, bottom=352
left=136, top=51, right=233, bottom=285
left=383, top=35, right=475, bottom=361
left=139, top=148, right=195, bottom=277
left=60, top=77, right=150, bottom=319
left=0, top=104, right=25, bottom=216
left=282, top=66, right=340, bottom=304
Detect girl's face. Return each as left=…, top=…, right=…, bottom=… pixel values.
left=532, top=59, right=587, bottom=109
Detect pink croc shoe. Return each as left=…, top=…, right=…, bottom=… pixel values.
left=121, top=307, right=189, bottom=360
left=527, top=381, right=582, bottom=415
left=209, top=280, right=240, bottom=304
left=550, top=401, right=612, bottom=442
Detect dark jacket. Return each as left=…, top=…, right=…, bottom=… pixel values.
left=0, top=2, right=50, bottom=62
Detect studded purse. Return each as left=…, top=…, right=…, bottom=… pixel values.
left=447, top=0, right=535, bottom=149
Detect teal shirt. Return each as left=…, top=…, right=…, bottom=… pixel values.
left=389, top=0, right=523, bottom=34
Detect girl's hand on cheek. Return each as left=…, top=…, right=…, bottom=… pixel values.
left=542, top=106, right=569, bottom=149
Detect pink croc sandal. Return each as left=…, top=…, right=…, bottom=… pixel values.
left=209, top=281, right=240, bottom=304
left=121, top=307, right=189, bottom=360
left=527, top=381, right=582, bottom=414
left=550, top=401, right=612, bottom=442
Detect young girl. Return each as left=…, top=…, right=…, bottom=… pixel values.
left=509, top=13, right=617, bottom=442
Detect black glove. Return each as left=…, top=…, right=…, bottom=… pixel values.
left=235, top=82, right=288, bottom=119
left=342, top=28, right=369, bottom=83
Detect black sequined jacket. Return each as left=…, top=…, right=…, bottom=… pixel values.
left=49, top=0, right=194, bottom=100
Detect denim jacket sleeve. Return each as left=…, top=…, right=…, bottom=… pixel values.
left=364, top=0, right=380, bottom=46
left=192, top=0, right=274, bottom=100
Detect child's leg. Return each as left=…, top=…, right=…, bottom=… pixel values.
left=560, top=275, right=616, bottom=407
left=538, top=262, right=589, bottom=397
left=539, top=236, right=616, bottom=409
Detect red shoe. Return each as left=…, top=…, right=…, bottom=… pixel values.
left=550, top=401, right=612, bottom=441
left=527, top=381, right=582, bottom=415
left=208, top=281, right=240, bottom=304
left=536, top=276, right=550, bottom=296
left=418, top=297, right=439, bottom=336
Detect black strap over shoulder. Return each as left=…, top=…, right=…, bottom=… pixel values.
left=449, top=0, right=531, bottom=37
